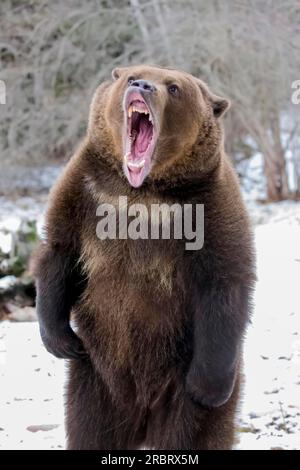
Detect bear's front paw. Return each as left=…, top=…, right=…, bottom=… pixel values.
left=185, top=364, right=236, bottom=409
left=40, top=324, right=88, bottom=360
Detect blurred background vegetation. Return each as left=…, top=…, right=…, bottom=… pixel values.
left=0, top=0, right=300, bottom=201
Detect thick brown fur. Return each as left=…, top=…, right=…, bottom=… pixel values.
left=33, top=65, right=256, bottom=450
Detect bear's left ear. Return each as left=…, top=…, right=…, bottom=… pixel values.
left=197, top=80, right=230, bottom=118
left=209, top=93, right=230, bottom=118
left=112, top=67, right=128, bottom=81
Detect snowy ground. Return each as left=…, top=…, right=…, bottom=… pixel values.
left=0, top=200, right=300, bottom=450
left=237, top=201, right=300, bottom=449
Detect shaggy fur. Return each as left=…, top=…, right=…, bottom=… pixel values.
left=33, top=65, right=256, bottom=450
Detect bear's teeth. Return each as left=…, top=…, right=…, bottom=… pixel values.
left=130, top=105, right=149, bottom=115
left=128, top=104, right=151, bottom=119
left=127, top=160, right=145, bottom=169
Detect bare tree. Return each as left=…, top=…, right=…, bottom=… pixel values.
left=1, top=0, right=300, bottom=201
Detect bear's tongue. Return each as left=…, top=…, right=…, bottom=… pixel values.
left=134, top=116, right=152, bottom=155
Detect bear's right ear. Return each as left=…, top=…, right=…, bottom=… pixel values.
left=112, top=67, right=127, bottom=81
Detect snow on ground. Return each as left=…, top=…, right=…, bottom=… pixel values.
left=237, top=202, right=300, bottom=449
left=0, top=200, right=300, bottom=449
left=0, top=322, right=65, bottom=449
left=0, top=196, right=46, bottom=227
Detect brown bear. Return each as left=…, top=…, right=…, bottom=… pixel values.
left=33, top=65, right=255, bottom=450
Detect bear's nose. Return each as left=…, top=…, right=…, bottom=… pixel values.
left=130, top=79, right=156, bottom=93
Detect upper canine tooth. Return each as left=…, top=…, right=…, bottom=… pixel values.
left=124, top=152, right=131, bottom=162
left=128, top=106, right=133, bottom=118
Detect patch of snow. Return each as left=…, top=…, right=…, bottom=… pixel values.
left=0, top=232, right=12, bottom=254
left=236, top=200, right=300, bottom=450
left=0, top=276, right=17, bottom=292
left=0, top=217, right=22, bottom=234
left=0, top=322, right=65, bottom=450
left=0, top=196, right=46, bottom=226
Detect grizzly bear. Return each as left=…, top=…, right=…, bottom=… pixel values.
left=33, top=65, right=255, bottom=450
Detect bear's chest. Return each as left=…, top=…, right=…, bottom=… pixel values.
left=81, top=233, right=184, bottom=297
left=81, top=189, right=190, bottom=294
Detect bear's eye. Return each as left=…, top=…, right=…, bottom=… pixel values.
left=167, top=84, right=179, bottom=95
left=128, top=76, right=135, bottom=86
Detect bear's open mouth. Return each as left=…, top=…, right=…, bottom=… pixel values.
left=123, top=90, right=156, bottom=188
